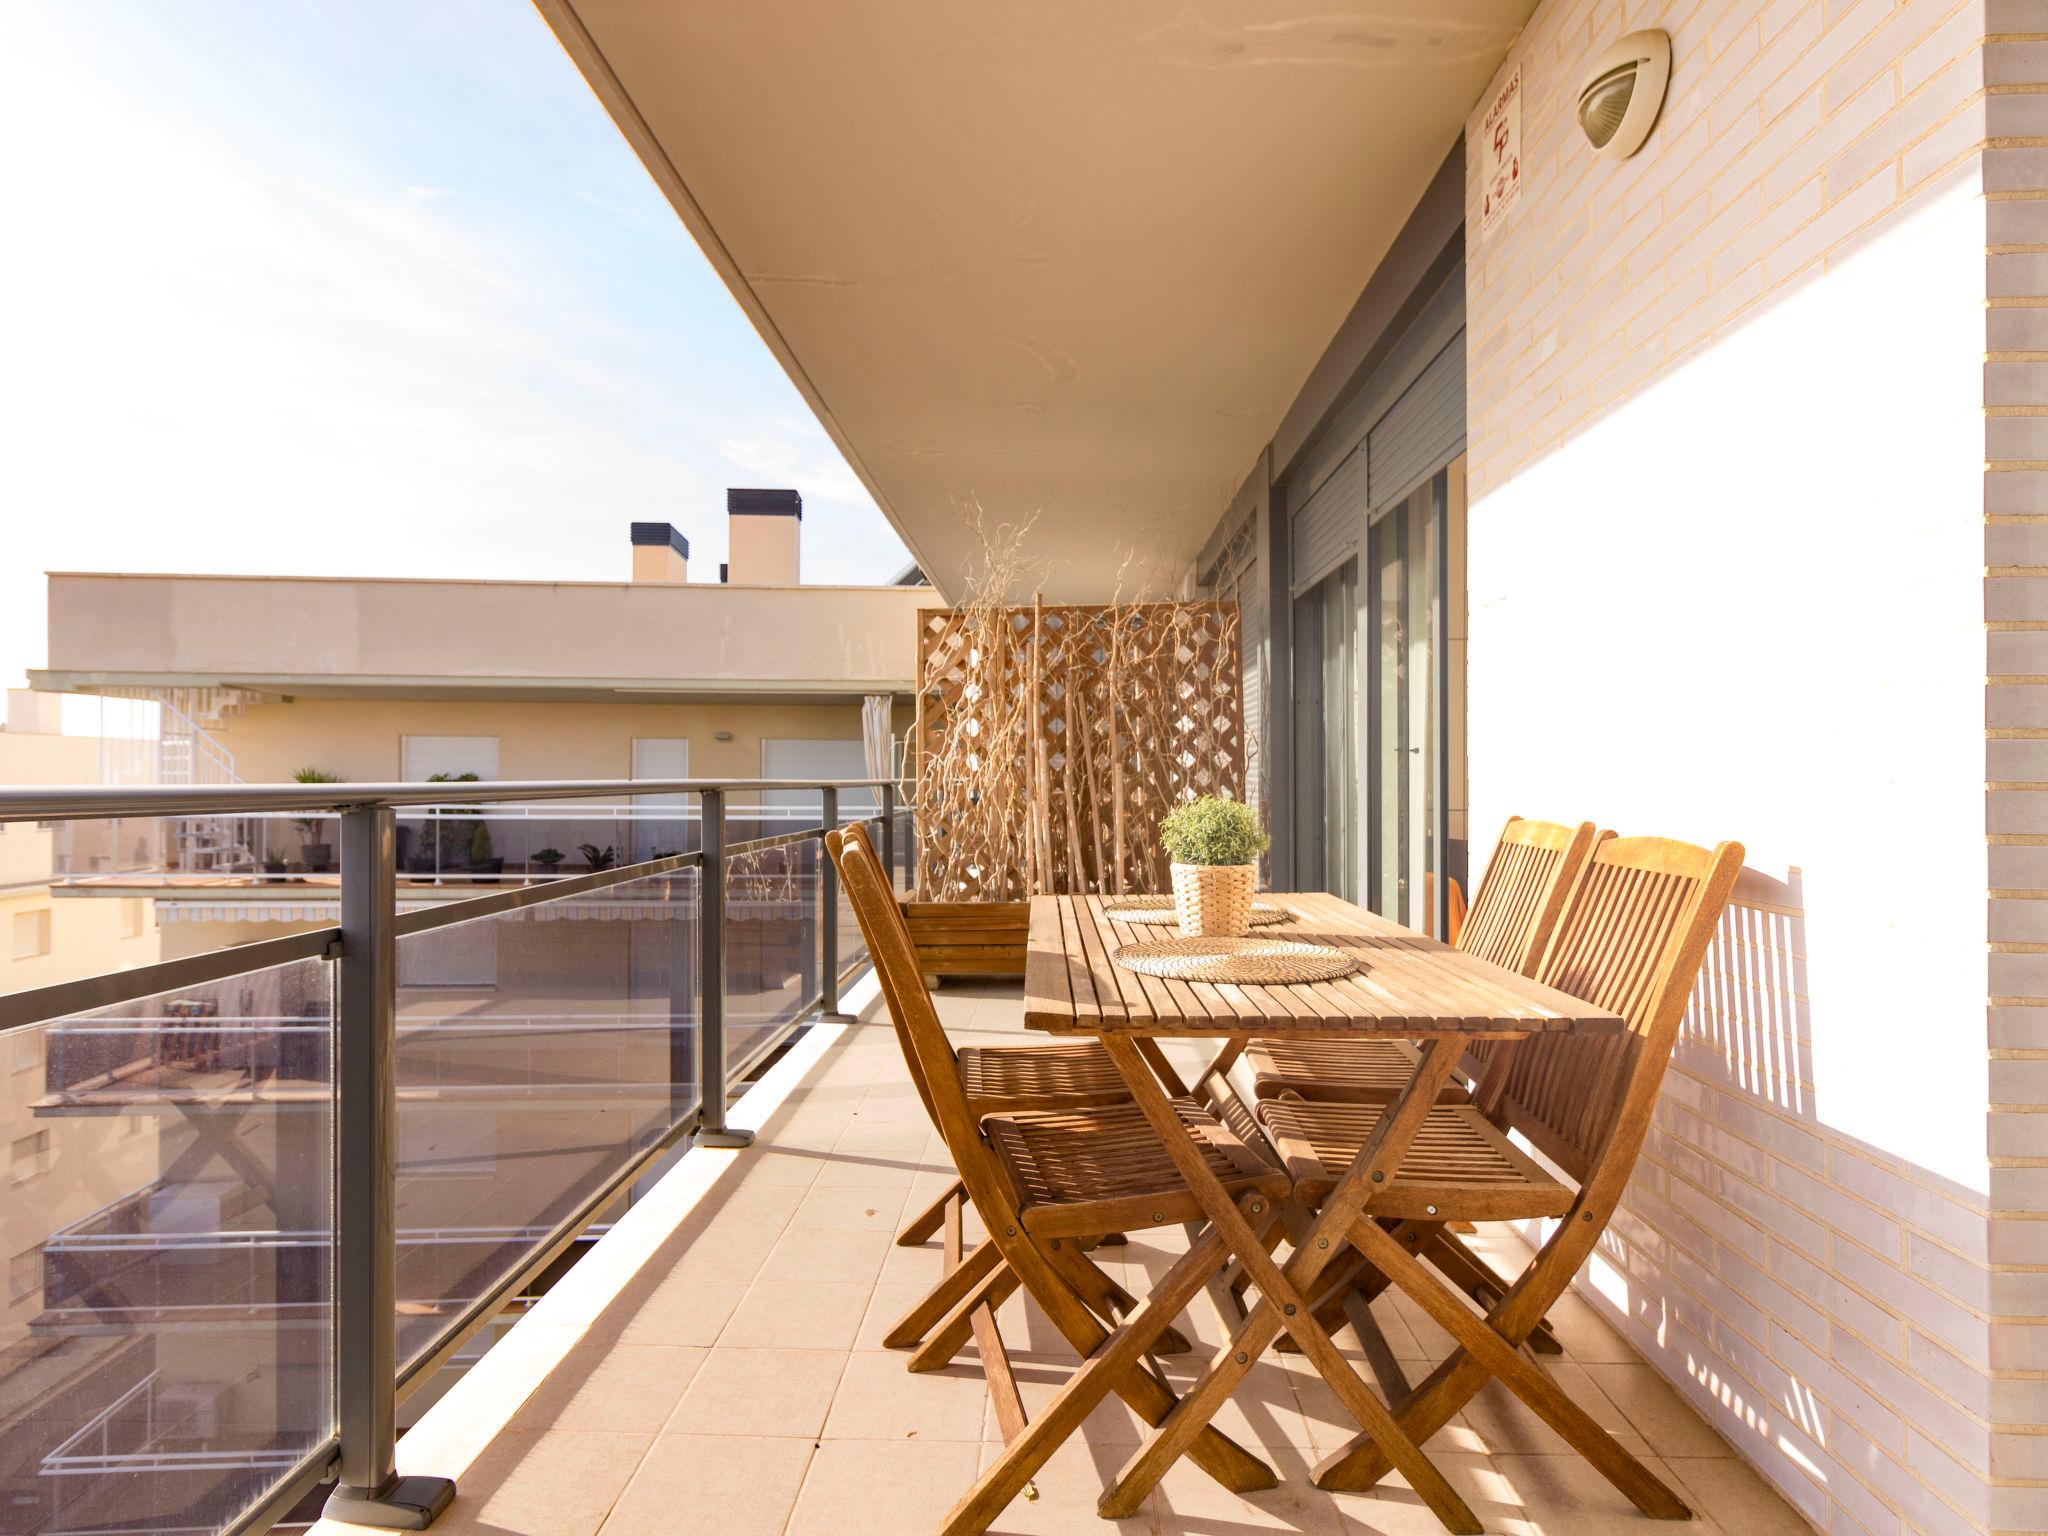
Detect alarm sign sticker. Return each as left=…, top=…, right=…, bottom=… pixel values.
left=1481, top=66, right=1522, bottom=239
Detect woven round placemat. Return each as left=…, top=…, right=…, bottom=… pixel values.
left=1101, top=897, right=1291, bottom=926
left=1111, top=935, right=1356, bottom=984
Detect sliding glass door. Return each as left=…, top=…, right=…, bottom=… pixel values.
left=1291, top=559, right=1358, bottom=901
left=1367, top=476, right=1446, bottom=935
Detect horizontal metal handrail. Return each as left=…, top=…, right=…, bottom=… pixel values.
left=0, top=777, right=903, bottom=823
left=0, top=926, right=339, bottom=1035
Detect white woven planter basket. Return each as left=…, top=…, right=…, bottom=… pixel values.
left=1170, top=862, right=1257, bottom=938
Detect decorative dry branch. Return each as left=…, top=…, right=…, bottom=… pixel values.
left=913, top=530, right=1245, bottom=900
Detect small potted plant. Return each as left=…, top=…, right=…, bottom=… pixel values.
left=260, top=852, right=290, bottom=885
left=578, top=843, right=618, bottom=872
left=469, top=821, right=503, bottom=877
left=531, top=847, right=566, bottom=875
left=292, top=767, right=342, bottom=871
left=1159, top=795, right=1269, bottom=938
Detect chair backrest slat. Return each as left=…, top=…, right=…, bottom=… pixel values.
left=1457, top=817, right=1598, bottom=975
left=1485, top=835, right=1744, bottom=1184
left=1455, top=817, right=1602, bottom=1088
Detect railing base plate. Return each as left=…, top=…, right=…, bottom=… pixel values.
left=697, top=1127, right=756, bottom=1148
left=326, top=1474, right=456, bottom=1529
left=818, top=1010, right=859, bottom=1024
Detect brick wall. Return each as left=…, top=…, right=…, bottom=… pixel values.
left=1463, top=1, right=2003, bottom=1531
left=1988, top=7, right=2048, bottom=1531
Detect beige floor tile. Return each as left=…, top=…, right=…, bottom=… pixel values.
left=822, top=1349, right=991, bottom=1442
left=666, top=1346, right=847, bottom=1437
left=1146, top=1446, right=1350, bottom=1534
left=856, top=1281, right=939, bottom=1350
left=425, top=1428, right=651, bottom=1536
left=1662, top=1454, right=1819, bottom=1534
left=598, top=1434, right=813, bottom=1536
left=1341, top=1452, right=1541, bottom=1536
left=731, top=1148, right=827, bottom=1186
left=1490, top=1453, right=1724, bottom=1536
left=974, top=1433, right=1160, bottom=1534
left=1578, top=1361, right=1733, bottom=1459
left=508, top=1344, right=706, bottom=1434
left=717, top=1278, right=874, bottom=1349
left=788, top=1181, right=912, bottom=1232
left=876, top=1233, right=951, bottom=1286
left=785, top=1437, right=983, bottom=1535
left=1536, top=1291, right=1643, bottom=1364
left=607, top=1282, right=743, bottom=1350
left=762, top=1223, right=893, bottom=1283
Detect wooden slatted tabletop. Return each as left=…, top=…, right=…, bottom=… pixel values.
left=1023, top=892, right=1624, bottom=1039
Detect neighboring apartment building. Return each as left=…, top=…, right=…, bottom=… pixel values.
left=30, top=493, right=921, bottom=948
left=0, top=692, right=161, bottom=989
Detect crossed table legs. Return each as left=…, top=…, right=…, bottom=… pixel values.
left=1094, top=1032, right=1484, bottom=1532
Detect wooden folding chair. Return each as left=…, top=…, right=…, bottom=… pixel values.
left=829, top=826, right=1169, bottom=1371
left=1257, top=833, right=1743, bottom=1512
left=830, top=823, right=1290, bottom=1529
left=1218, top=818, right=1600, bottom=1351
left=1239, top=817, right=1601, bottom=1107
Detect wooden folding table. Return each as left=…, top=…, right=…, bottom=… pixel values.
left=1023, top=891, right=1623, bottom=1532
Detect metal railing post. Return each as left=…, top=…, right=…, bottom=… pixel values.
left=880, top=782, right=897, bottom=893
left=695, top=788, right=753, bottom=1148
left=819, top=787, right=852, bottom=1022
left=328, top=805, right=454, bottom=1530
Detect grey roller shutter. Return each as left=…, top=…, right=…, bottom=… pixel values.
left=1290, top=443, right=1364, bottom=591
left=1368, top=332, right=1466, bottom=510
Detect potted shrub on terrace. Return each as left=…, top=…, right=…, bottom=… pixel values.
left=531, top=847, right=566, bottom=876
left=469, top=821, right=503, bottom=877
left=1159, top=796, right=1268, bottom=938
left=292, top=767, right=341, bottom=871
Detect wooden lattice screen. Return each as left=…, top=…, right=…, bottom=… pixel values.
left=913, top=601, right=1245, bottom=900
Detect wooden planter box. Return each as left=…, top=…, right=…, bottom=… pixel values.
left=899, top=899, right=1029, bottom=979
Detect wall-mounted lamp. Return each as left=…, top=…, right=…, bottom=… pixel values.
left=1578, top=29, right=1671, bottom=159
left=714, top=730, right=735, bottom=743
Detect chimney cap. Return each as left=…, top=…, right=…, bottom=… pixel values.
left=629, top=522, right=690, bottom=557
left=726, top=487, right=802, bottom=521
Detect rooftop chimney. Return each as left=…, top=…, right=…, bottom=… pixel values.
left=724, top=488, right=801, bottom=585
left=629, top=522, right=690, bottom=584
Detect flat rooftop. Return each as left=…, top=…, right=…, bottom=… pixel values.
left=319, top=980, right=1812, bottom=1536
left=34, top=572, right=930, bottom=701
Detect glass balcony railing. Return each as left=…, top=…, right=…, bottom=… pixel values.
left=0, top=778, right=907, bottom=1536
left=47, top=801, right=858, bottom=887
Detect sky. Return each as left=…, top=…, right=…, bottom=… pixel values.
left=0, top=0, right=909, bottom=693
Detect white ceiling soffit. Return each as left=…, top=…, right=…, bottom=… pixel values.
left=537, top=1, right=1532, bottom=601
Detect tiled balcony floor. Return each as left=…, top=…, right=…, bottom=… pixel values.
left=341, top=981, right=1813, bottom=1536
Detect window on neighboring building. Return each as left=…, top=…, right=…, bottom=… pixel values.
left=10, top=1131, right=51, bottom=1185
left=10, top=910, right=51, bottom=961
left=761, top=738, right=875, bottom=816
left=9, top=1247, right=40, bottom=1305
left=400, top=736, right=501, bottom=782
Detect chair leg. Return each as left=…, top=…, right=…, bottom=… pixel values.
left=882, top=1237, right=1003, bottom=1350
left=1424, top=1227, right=1563, bottom=1354
left=910, top=1262, right=1023, bottom=1373
left=936, top=1221, right=1274, bottom=1536
left=898, top=1178, right=965, bottom=1247
left=1318, top=1217, right=1689, bottom=1520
